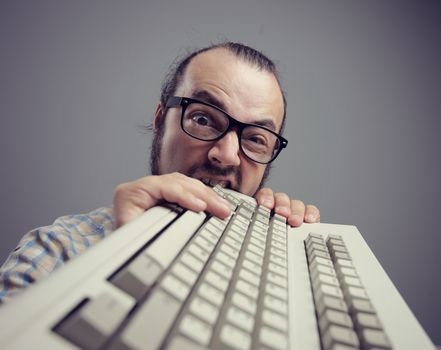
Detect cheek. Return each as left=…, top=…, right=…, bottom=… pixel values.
left=240, top=160, right=266, bottom=194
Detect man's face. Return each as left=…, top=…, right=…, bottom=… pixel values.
left=151, top=48, right=285, bottom=196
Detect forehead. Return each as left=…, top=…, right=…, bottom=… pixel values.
left=176, top=48, right=285, bottom=131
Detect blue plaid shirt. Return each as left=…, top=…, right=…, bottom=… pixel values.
left=0, top=207, right=114, bottom=304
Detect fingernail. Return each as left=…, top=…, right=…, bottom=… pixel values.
left=275, top=206, right=290, bottom=216
left=262, top=198, right=273, bottom=207
left=307, top=213, right=316, bottom=222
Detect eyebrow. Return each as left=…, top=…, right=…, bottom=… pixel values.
left=190, top=89, right=278, bottom=132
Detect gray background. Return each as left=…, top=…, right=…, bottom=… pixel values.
left=1, top=0, right=440, bottom=344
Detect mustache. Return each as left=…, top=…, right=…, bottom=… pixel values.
left=186, top=161, right=242, bottom=189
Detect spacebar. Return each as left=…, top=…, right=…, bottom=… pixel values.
left=109, top=289, right=181, bottom=350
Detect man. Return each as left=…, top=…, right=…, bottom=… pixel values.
left=0, top=42, right=320, bottom=304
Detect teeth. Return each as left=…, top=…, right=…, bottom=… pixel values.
left=200, top=178, right=230, bottom=189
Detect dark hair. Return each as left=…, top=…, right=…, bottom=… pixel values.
left=159, top=42, right=287, bottom=134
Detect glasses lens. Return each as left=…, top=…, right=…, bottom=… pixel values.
left=241, top=126, right=281, bottom=163
left=182, top=103, right=228, bottom=140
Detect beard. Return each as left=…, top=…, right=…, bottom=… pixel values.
left=149, top=122, right=271, bottom=195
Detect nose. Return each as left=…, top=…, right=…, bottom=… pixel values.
left=207, top=130, right=241, bottom=167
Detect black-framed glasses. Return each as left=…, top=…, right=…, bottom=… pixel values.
left=166, top=96, right=288, bottom=164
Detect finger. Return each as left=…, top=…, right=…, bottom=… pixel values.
left=254, top=187, right=275, bottom=209
left=273, top=192, right=291, bottom=217
left=151, top=175, right=231, bottom=218
left=113, top=174, right=231, bottom=228
left=304, top=204, right=320, bottom=223
left=287, top=199, right=306, bottom=227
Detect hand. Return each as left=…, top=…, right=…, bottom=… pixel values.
left=254, top=188, right=320, bottom=227
left=113, top=172, right=231, bottom=228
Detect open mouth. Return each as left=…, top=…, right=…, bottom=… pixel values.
left=200, top=177, right=232, bottom=189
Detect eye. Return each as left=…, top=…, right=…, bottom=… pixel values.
left=192, top=113, right=211, bottom=126
left=247, top=134, right=268, bottom=146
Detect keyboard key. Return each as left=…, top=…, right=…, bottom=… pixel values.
left=161, top=274, right=191, bottom=301
left=225, top=236, right=243, bottom=250
left=360, top=328, right=392, bottom=349
left=245, top=250, right=264, bottom=265
left=259, top=326, right=288, bottom=350
left=312, top=274, right=340, bottom=289
left=318, top=309, right=353, bottom=333
left=199, top=228, right=221, bottom=245
left=334, top=252, right=351, bottom=260
left=198, top=282, right=225, bottom=307
left=249, top=236, right=266, bottom=249
left=237, top=206, right=253, bottom=219
left=308, top=249, right=331, bottom=261
left=340, top=276, right=363, bottom=288
left=210, top=217, right=228, bottom=231
left=315, top=295, right=348, bottom=316
left=262, top=309, right=288, bottom=332
left=254, top=220, right=269, bottom=231
left=264, top=295, right=288, bottom=315
left=110, top=253, right=163, bottom=300
left=314, top=283, right=344, bottom=300
left=269, top=254, right=287, bottom=268
left=322, top=325, right=360, bottom=349
left=239, top=268, right=261, bottom=287
left=196, top=233, right=216, bottom=249
left=229, top=230, right=246, bottom=243
left=220, top=324, right=251, bottom=350
left=181, top=251, right=204, bottom=273
left=251, top=230, right=267, bottom=242
left=266, top=271, right=287, bottom=288
left=211, top=260, right=234, bottom=280
left=337, top=267, right=358, bottom=278
left=216, top=251, right=236, bottom=268
left=233, top=217, right=250, bottom=231
left=270, top=238, right=286, bottom=250
left=243, top=258, right=263, bottom=276
left=256, top=213, right=269, bottom=224
left=334, top=258, right=354, bottom=268
left=248, top=242, right=265, bottom=257
left=55, top=293, right=131, bottom=350
left=271, top=246, right=287, bottom=260
left=268, top=262, right=287, bottom=277
left=115, top=289, right=181, bottom=350
left=309, top=261, right=336, bottom=278
left=266, top=282, right=287, bottom=301
left=231, top=223, right=247, bottom=236
left=226, top=306, right=255, bottom=332
left=179, top=313, right=212, bottom=346
left=220, top=242, right=240, bottom=259
left=353, top=312, right=383, bottom=330
left=205, top=270, right=229, bottom=292
left=189, top=296, right=220, bottom=325
left=205, top=222, right=224, bottom=236
left=349, top=298, right=376, bottom=315
left=232, top=292, right=257, bottom=315
left=343, top=286, right=369, bottom=301
left=187, top=242, right=211, bottom=263
left=167, top=336, right=208, bottom=350
left=171, top=262, right=198, bottom=286
left=236, top=279, right=259, bottom=300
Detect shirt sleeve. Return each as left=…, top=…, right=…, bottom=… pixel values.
left=0, top=207, right=114, bottom=304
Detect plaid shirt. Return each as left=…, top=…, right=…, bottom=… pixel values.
left=0, top=207, right=114, bottom=304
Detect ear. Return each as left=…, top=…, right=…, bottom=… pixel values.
left=153, top=103, right=165, bottom=130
